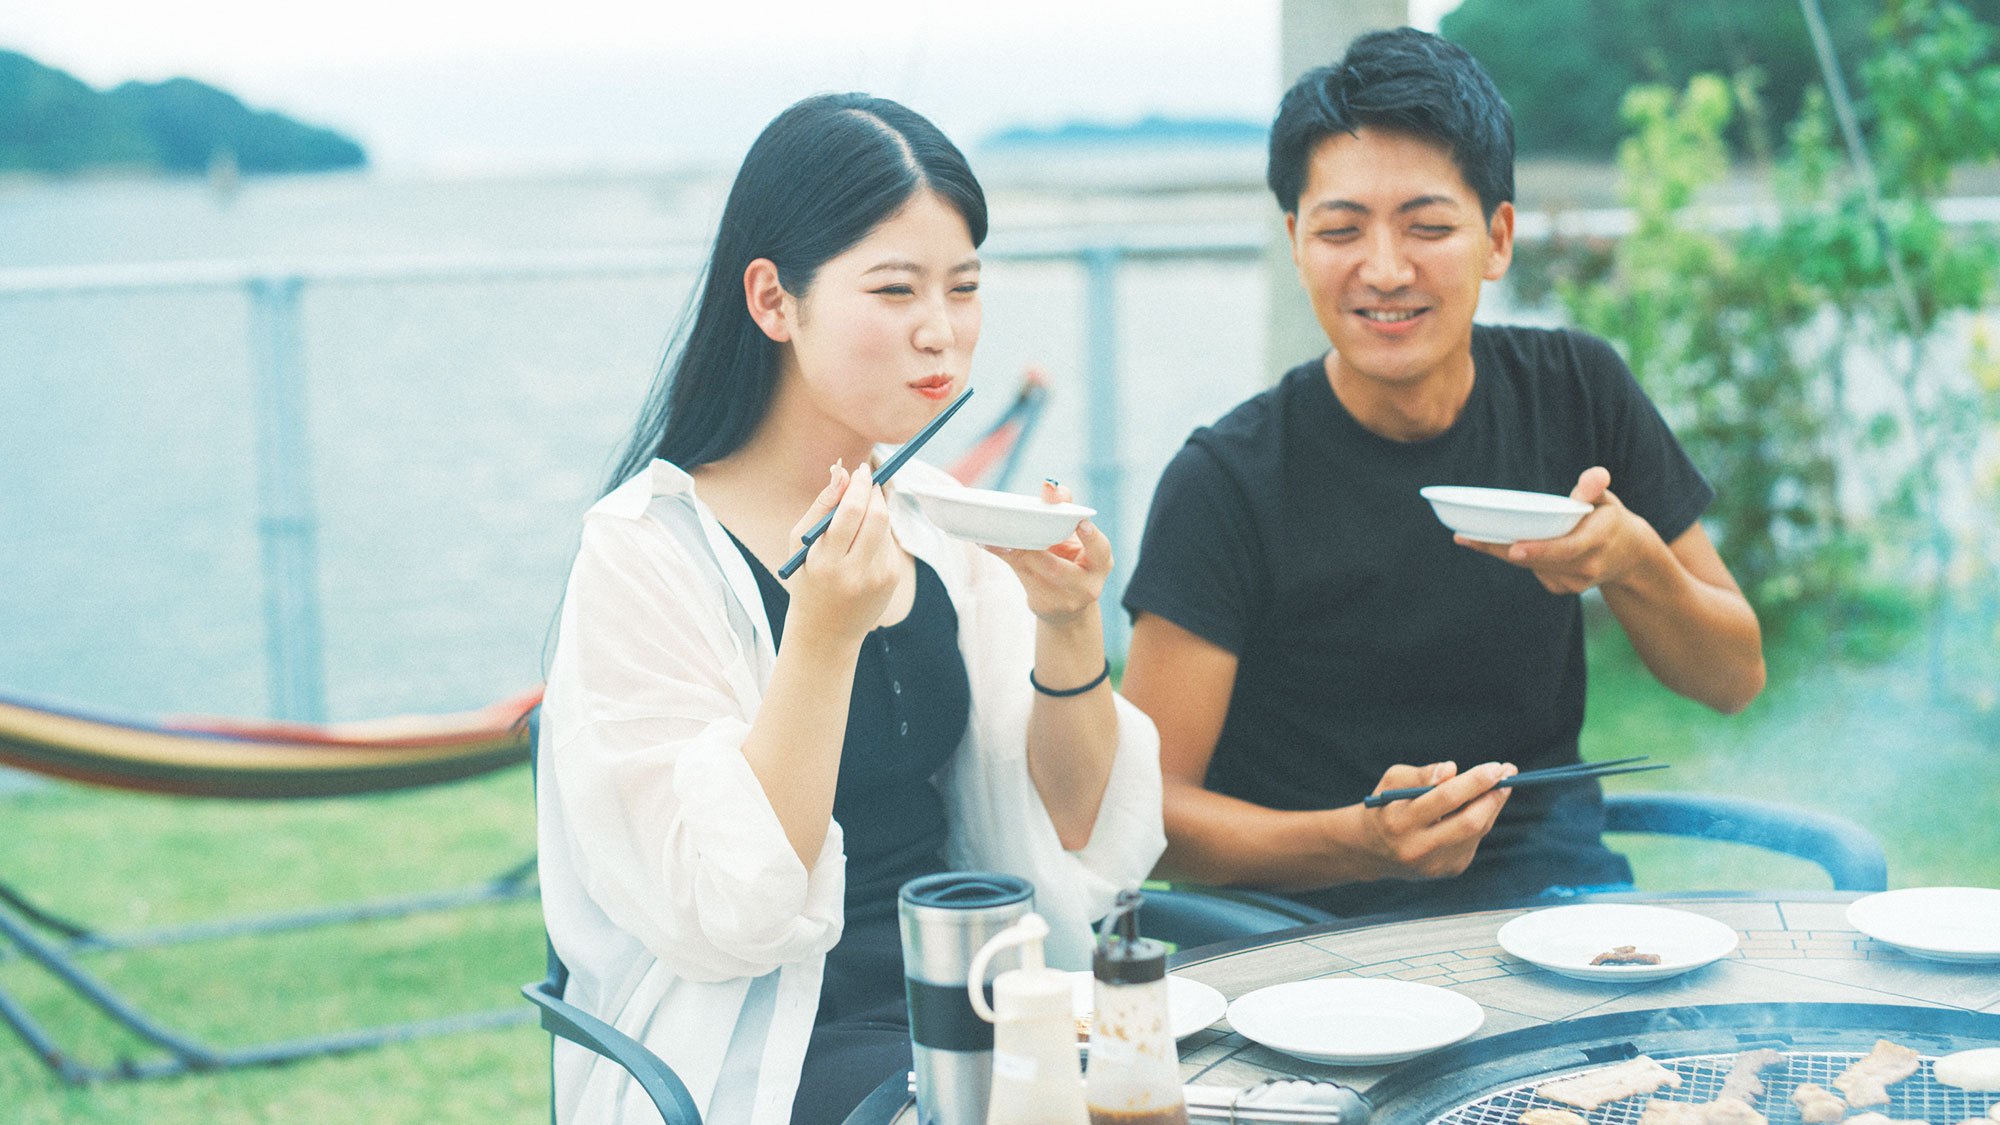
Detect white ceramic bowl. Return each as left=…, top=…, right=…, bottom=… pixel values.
left=898, top=479, right=1095, bottom=550
left=1419, top=485, right=1592, bottom=544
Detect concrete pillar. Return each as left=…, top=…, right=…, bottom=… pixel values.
left=1265, top=0, right=1413, bottom=380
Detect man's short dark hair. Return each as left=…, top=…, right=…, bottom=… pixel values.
left=1267, top=27, right=1514, bottom=220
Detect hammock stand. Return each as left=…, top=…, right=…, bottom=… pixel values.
left=0, top=688, right=544, bottom=1084
left=944, top=366, right=1047, bottom=491
left=0, top=366, right=1051, bottom=1083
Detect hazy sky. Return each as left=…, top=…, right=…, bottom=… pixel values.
left=2, top=0, right=1460, bottom=174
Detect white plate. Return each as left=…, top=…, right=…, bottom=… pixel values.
left=898, top=478, right=1095, bottom=550
left=1068, top=971, right=1228, bottom=1040
left=1419, top=485, right=1591, bottom=544
left=1847, top=887, right=2000, bottom=962
left=1496, top=903, right=1739, bottom=982
left=1224, top=978, right=1484, bottom=1066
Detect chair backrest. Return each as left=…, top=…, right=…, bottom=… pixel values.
left=521, top=962, right=702, bottom=1125
left=1138, top=882, right=1338, bottom=952
left=1602, top=792, right=1888, bottom=892
left=524, top=709, right=702, bottom=1124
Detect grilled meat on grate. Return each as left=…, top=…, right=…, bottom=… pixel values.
left=1836, top=1041, right=1924, bottom=1108
left=1721, top=1050, right=1789, bottom=1103
left=1635, top=1094, right=1767, bottom=1125
left=1516, top=1109, right=1586, bottom=1125
left=1789, top=1083, right=1845, bottom=1122
left=1429, top=1046, right=1999, bottom=1125
left=1535, top=1056, right=1682, bottom=1110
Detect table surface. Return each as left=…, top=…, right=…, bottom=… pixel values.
left=886, top=891, right=1999, bottom=1122
left=1168, top=890, right=2000, bottom=1096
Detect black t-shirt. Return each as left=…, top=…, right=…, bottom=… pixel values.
left=1122, top=325, right=1713, bottom=916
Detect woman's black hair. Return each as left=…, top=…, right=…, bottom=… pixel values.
left=1267, top=27, right=1514, bottom=220
left=604, top=93, right=988, bottom=490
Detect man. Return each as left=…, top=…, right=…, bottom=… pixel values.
left=1119, top=27, right=1765, bottom=918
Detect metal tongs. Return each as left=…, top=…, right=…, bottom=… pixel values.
left=904, top=1071, right=1369, bottom=1121
left=1185, top=1077, right=1371, bottom=1124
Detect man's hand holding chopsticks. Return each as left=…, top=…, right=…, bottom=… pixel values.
left=1358, top=760, right=1518, bottom=881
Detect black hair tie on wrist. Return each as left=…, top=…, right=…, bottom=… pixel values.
left=1029, top=660, right=1111, bottom=698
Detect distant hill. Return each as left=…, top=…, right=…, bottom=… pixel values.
left=975, top=115, right=1268, bottom=192
left=984, top=115, right=1266, bottom=152
left=0, top=49, right=364, bottom=175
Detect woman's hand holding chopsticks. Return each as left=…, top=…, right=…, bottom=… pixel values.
left=783, top=461, right=901, bottom=646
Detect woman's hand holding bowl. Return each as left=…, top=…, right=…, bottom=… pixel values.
left=986, top=479, right=1112, bottom=627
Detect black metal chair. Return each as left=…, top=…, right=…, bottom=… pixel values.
left=522, top=702, right=702, bottom=1125
left=522, top=711, right=914, bottom=1125
left=524, top=945, right=921, bottom=1124
left=1602, top=791, right=1889, bottom=892
left=1136, top=882, right=1338, bottom=950
left=1134, top=791, right=1889, bottom=953
left=522, top=946, right=701, bottom=1125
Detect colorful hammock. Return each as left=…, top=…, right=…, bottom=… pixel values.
left=0, top=687, right=545, bottom=1084
left=0, top=687, right=542, bottom=799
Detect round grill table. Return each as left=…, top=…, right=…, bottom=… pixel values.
left=877, top=892, right=2000, bottom=1122
left=1171, top=891, right=2000, bottom=1116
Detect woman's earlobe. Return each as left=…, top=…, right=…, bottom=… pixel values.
left=743, top=258, right=792, bottom=342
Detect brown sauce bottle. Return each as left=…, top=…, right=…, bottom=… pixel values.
left=1085, top=890, right=1188, bottom=1125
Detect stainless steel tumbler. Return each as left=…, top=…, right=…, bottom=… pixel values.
left=899, top=872, right=1035, bottom=1125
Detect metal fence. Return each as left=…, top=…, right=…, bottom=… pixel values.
left=0, top=230, right=1264, bottom=720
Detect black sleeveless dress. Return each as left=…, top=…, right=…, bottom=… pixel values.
left=723, top=532, right=973, bottom=1125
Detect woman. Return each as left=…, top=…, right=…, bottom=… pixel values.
left=536, top=93, right=1166, bottom=1125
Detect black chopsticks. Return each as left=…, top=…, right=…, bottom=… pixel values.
left=776, top=386, right=974, bottom=579
left=1362, top=756, right=1667, bottom=808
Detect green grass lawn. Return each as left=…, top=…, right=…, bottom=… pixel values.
left=1582, top=607, right=2000, bottom=893
left=1, top=615, right=1994, bottom=1121
left=0, top=770, right=550, bottom=1124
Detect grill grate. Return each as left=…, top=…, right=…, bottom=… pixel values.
left=1431, top=1049, right=2000, bottom=1125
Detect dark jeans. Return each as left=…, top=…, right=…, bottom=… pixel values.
left=792, top=910, right=909, bottom=1125
left=790, top=999, right=909, bottom=1125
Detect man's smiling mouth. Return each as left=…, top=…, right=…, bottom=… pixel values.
left=1359, top=308, right=1423, bottom=323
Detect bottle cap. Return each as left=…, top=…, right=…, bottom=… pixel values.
left=1093, top=888, right=1167, bottom=985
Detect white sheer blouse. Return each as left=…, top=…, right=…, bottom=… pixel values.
left=536, top=458, right=1166, bottom=1125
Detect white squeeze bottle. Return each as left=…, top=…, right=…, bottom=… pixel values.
left=966, top=912, right=1089, bottom=1125
left=1085, top=890, right=1188, bottom=1125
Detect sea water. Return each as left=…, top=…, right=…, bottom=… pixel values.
left=0, top=170, right=1271, bottom=722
